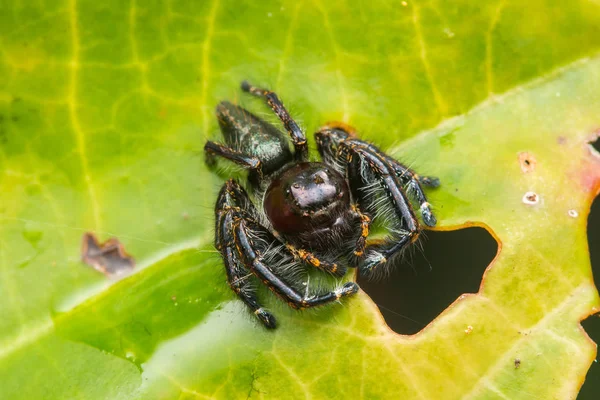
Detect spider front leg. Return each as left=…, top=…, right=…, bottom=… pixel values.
left=233, top=219, right=359, bottom=310
left=384, top=157, right=438, bottom=227
left=205, top=141, right=263, bottom=176
left=343, top=143, right=421, bottom=275
left=241, top=81, right=309, bottom=161
left=316, top=124, right=439, bottom=227
left=215, top=180, right=275, bottom=328
left=315, top=127, right=422, bottom=275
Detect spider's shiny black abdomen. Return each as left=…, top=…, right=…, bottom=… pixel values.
left=264, top=162, right=356, bottom=250
left=204, top=81, right=439, bottom=329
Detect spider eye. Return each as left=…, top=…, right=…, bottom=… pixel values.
left=264, top=162, right=349, bottom=234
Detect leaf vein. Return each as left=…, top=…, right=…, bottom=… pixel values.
left=68, top=0, right=102, bottom=230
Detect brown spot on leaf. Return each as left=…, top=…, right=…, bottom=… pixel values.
left=518, top=152, right=536, bottom=173
left=81, top=232, right=135, bottom=278
left=557, top=136, right=567, bottom=145
left=522, top=191, right=539, bottom=205
left=514, top=358, right=521, bottom=369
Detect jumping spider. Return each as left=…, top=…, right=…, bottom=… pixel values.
left=205, top=81, right=439, bottom=329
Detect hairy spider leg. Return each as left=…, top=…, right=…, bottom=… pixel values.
left=276, top=236, right=347, bottom=277
left=345, top=142, right=438, bottom=227
left=240, top=80, right=309, bottom=161
left=350, top=204, right=371, bottom=257
left=233, top=219, right=359, bottom=309
left=316, top=124, right=439, bottom=227
left=205, top=141, right=263, bottom=173
left=382, top=156, right=438, bottom=227
left=320, top=124, right=438, bottom=227
left=340, top=141, right=422, bottom=275
left=215, top=180, right=276, bottom=328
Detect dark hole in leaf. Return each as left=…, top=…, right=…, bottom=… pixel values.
left=578, top=196, right=600, bottom=399
left=357, top=227, right=497, bottom=335
left=81, top=232, right=135, bottom=278
left=589, top=135, right=600, bottom=154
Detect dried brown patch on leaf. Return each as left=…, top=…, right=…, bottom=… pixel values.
left=81, top=232, right=135, bottom=278
left=518, top=151, right=537, bottom=173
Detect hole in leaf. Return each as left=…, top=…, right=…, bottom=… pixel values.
left=357, top=227, right=497, bottom=335
left=589, top=135, right=600, bottom=154
left=578, top=196, right=600, bottom=399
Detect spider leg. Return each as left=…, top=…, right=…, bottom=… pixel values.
left=233, top=219, right=359, bottom=310
left=340, top=141, right=421, bottom=275
left=240, top=81, right=309, bottom=161
left=316, top=125, right=439, bottom=227
left=269, top=229, right=345, bottom=276
left=282, top=242, right=346, bottom=277
left=350, top=204, right=371, bottom=257
left=205, top=141, right=263, bottom=175
left=215, top=180, right=275, bottom=328
left=383, top=157, right=438, bottom=227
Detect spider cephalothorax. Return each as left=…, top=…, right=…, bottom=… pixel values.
left=205, top=81, right=439, bottom=329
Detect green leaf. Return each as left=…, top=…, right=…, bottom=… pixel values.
left=1, top=0, right=599, bottom=399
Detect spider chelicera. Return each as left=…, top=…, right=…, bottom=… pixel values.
left=205, top=81, right=439, bottom=329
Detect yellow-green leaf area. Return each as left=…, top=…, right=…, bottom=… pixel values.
left=1, top=1, right=599, bottom=399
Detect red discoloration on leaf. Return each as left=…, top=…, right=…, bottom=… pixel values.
left=580, top=163, right=600, bottom=196
left=579, top=142, right=600, bottom=196
left=81, top=232, right=135, bottom=278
